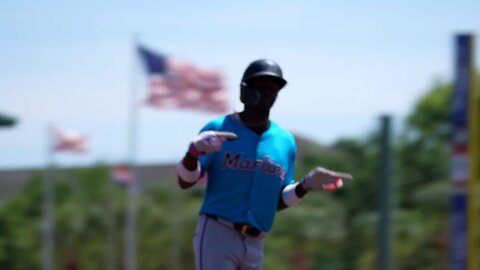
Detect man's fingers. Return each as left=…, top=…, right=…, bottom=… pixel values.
left=321, top=179, right=343, bottom=191
left=215, top=131, right=238, bottom=141
left=336, top=178, right=344, bottom=187
left=332, top=172, right=353, bottom=181
left=317, top=167, right=353, bottom=181
left=322, top=183, right=337, bottom=191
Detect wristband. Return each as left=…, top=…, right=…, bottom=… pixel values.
left=188, top=143, right=202, bottom=158
left=296, top=182, right=309, bottom=197
left=282, top=183, right=302, bottom=207
left=176, top=160, right=201, bottom=183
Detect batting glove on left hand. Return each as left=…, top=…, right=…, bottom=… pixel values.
left=189, top=131, right=238, bottom=157
left=301, top=166, right=353, bottom=191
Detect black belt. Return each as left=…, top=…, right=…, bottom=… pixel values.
left=205, top=214, right=262, bottom=238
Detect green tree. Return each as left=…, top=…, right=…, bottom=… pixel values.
left=1, top=73, right=477, bottom=269
left=397, top=80, right=452, bottom=209
left=394, top=79, right=457, bottom=270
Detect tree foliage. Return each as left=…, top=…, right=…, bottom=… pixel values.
left=0, top=74, right=478, bottom=269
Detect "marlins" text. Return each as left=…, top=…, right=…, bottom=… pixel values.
left=222, top=152, right=285, bottom=180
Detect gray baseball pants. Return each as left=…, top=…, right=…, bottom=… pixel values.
left=193, top=215, right=265, bottom=270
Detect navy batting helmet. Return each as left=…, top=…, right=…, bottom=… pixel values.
left=240, top=59, right=287, bottom=106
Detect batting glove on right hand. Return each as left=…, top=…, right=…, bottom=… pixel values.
left=301, top=166, right=353, bottom=191
left=189, top=131, right=238, bottom=157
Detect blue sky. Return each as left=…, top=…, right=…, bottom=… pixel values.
left=0, top=1, right=479, bottom=169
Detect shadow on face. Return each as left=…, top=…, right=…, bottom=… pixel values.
left=246, top=76, right=284, bottom=111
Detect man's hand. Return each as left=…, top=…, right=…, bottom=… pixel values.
left=301, top=166, right=353, bottom=191
left=189, top=131, right=238, bottom=157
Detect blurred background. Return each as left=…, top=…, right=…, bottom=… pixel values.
left=0, top=1, right=479, bottom=269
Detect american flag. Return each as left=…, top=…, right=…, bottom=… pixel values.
left=51, top=127, right=88, bottom=154
left=137, top=46, right=230, bottom=114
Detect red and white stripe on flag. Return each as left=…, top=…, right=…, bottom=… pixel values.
left=52, top=127, right=88, bottom=153
left=111, top=165, right=134, bottom=186
left=145, top=59, right=229, bottom=114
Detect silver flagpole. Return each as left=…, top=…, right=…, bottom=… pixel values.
left=124, top=37, right=140, bottom=270
left=42, top=125, right=54, bottom=270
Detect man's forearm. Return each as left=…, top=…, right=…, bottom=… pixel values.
left=177, top=151, right=201, bottom=189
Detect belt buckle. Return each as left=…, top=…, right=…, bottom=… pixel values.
left=240, top=225, right=251, bottom=238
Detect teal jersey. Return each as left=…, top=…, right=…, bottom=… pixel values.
left=198, top=114, right=296, bottom=232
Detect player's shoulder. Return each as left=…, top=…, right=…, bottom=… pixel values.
left=200, top=114, right=232, bottom=132
left=269, top=120, right=296, bottom=144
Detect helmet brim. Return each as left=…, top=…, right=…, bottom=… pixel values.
left=244, top=73, right=287, bottom=89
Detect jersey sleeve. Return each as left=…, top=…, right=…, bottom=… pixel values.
left=282, top=136, right=297, bottom=186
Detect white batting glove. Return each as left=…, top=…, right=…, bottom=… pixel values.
left=301, top=166, right=353, bottom=191
left=189, top=131, right=238, bottom=157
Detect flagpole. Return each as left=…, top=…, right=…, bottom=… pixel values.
left=170, top=184, right=182, bottom=270
left=106, top=171, right=117, bottom=270
left=42, top=125, right=55, bottom=270
left=124, top=36, right=140, bottom=270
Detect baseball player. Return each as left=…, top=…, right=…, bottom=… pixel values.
left=176, top=59, right=353, bottom=270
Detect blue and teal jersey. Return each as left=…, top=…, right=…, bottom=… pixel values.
left=198, top=113, right=297, bottom=232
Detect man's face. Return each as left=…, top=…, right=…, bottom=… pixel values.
left=247, top=77, right=282, bottom=112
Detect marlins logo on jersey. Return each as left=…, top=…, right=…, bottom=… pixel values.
left=222, top=152, right=286, bottom=180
